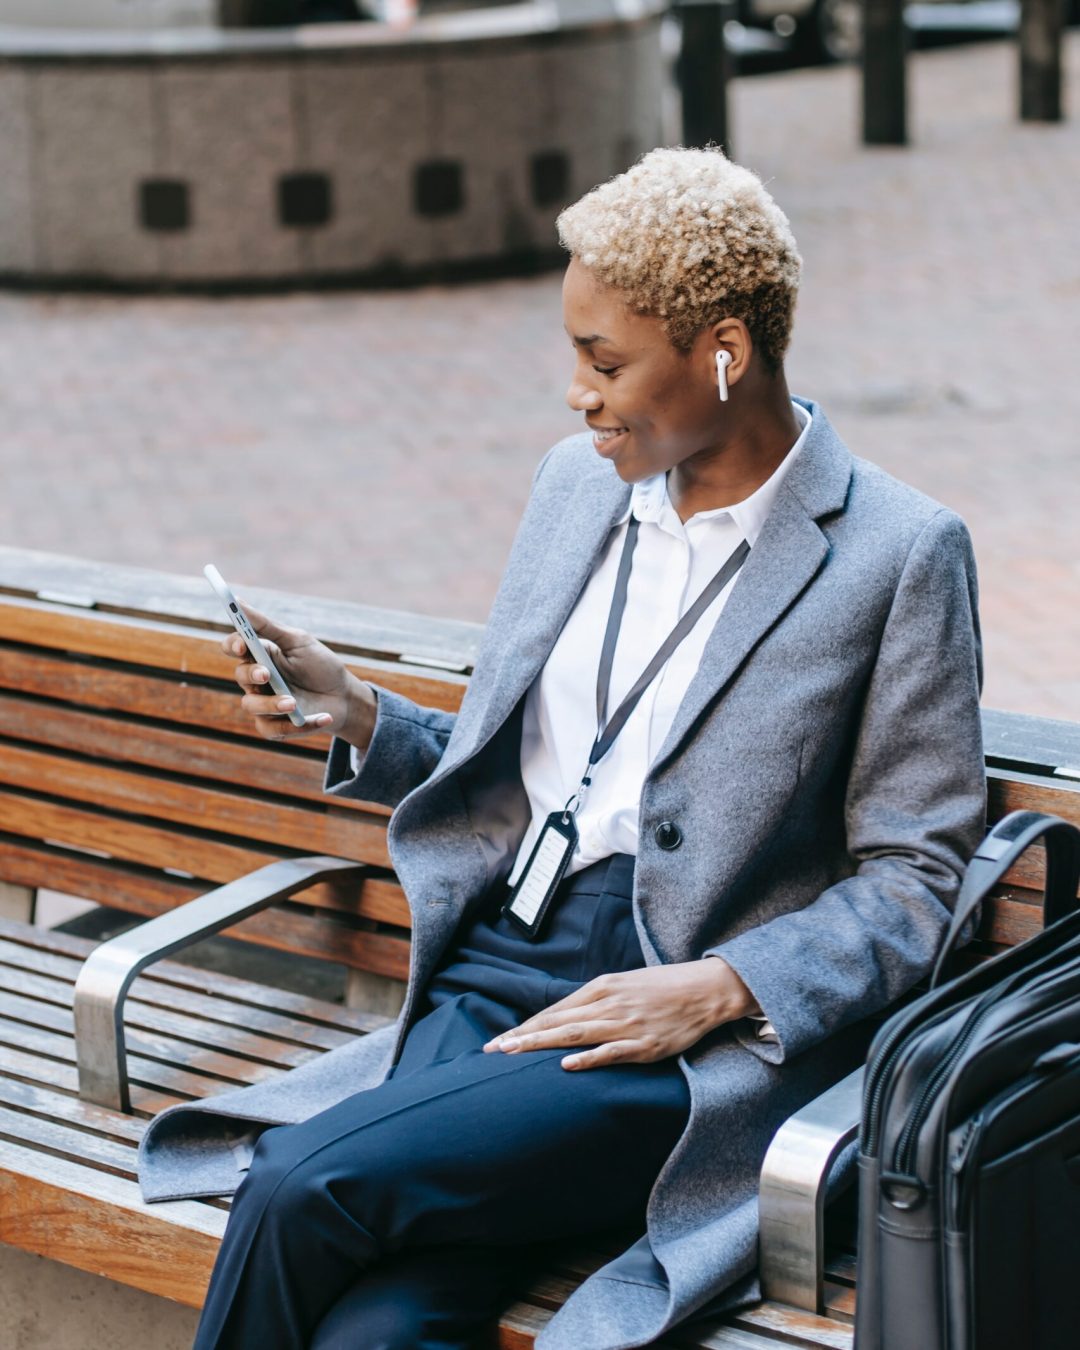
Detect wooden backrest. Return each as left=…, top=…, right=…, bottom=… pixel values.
left=973, top=728, right=1080, bottom=956
left=0, top=549, right=477, bottom=983
left=1, top=547, right=1078, bottom=980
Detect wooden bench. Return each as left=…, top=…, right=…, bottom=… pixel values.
left=1, top=544, right=1078, bottom=1350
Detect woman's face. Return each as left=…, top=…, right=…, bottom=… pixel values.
left=561, top=257, right=726, bottom=484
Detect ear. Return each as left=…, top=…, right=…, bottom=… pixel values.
left=702, top=317, right=752, bottom=390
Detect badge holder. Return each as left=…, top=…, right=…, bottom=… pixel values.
left=502, top=782, right=588, bottom=940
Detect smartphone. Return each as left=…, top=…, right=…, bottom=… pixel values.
left=203, top=564, right=307, bottom=728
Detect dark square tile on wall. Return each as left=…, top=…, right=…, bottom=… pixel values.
left=139, top=179, right=191, bottom=232
left=414, top=161, right=464, bottom=218
left=531, top=151, right=570, bottom=208
left=279, top=171, right=333, bottom=228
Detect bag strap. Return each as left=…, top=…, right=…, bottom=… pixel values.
left=930, top=810, right=1080, bottom=989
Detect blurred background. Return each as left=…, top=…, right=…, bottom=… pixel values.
left=0, top=0, right=1077, bottom=719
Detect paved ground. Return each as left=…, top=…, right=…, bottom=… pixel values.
left=1, top=34, right=1077, bottom=721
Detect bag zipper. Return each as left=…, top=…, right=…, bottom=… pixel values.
left=865, top=920, right=1080, bottom=1164
left=891, top=995, right=999, bottom=1176
left=891, top=970, right=1079, bottom=1184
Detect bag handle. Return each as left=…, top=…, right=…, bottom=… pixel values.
left=930, top=810, right=1080, bottom=989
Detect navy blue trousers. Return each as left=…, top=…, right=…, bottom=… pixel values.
left=193, top=854, right=691, bottom=1350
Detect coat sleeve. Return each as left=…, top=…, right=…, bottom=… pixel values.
left=323, top=687, right=457, bottom=810
left=706, top=508, right=986, bottom=1064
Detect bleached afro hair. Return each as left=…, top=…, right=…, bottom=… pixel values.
left=557, top=146, right=801, bottom=371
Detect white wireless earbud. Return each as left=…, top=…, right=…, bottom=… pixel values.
left=715, top=350, right=733, bottom=403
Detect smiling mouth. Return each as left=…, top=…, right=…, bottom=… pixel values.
left=591, top=426, right=629, bottom=454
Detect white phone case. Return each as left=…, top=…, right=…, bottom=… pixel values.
left=203, top=565, right=307, bottom=728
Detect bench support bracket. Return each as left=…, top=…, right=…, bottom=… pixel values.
left=757, top=1066, right=863, bottom=1313
left=73, top=856, right=367, bottom=1112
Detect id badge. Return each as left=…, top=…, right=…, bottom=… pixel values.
left=502, top=810, right=578, bottom=940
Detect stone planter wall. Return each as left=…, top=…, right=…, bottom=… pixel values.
left=0, top=1, right=666, bottom=286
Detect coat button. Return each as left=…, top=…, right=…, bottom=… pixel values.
left=655, top=821, right=682, bottom=851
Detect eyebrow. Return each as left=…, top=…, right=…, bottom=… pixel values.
left=570, top=333, right=610, bottom=348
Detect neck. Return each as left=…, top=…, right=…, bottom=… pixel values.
left=668, top=380, right=802, bottom=524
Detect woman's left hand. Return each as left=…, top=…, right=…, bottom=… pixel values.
left=481, top=958, right=759, bottom=1070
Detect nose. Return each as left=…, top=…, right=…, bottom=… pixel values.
left=566, top=372, right=603, bottom=414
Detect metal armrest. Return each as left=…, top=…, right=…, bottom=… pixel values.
left=73, top=855, right=366, bottom=1112
left=758, top=1065, right=863, bottom=1312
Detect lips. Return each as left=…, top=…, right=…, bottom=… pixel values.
left=589, top=424, right=629, bottom=456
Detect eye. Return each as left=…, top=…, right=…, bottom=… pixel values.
left=593, top=365, right=621, bottom=377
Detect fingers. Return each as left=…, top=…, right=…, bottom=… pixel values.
left=233, top=600, right=291, bottom=645
left=561, top=1040, right=645, bottom=1071
left=247, top=708, right=333, bottom=740
left=238, top=691, right=332, bottom=738
left=481, top=979, right=619, bottom=1050
left=483, top=1021, right=657, bottom=1070
left=233, top=659, right=273, bottom=693
left=482, top=1016, right=625, bottom=1055
left=218, top=605, right=302, bottom=661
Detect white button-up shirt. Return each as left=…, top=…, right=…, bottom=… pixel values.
left=507, top=401, right=812, bottom=887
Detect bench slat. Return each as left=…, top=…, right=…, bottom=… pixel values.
left=0, top=1135, right=223, bottom=1306
left=730, top=1303, right=853, bottom=1349
left=0, top=1012, right=284, bottom=1099
left=823, top=1283, right=855, bottom=1321
left=0, top=934, right=381, bottom=1047
left=0, top=835, right=411, bottom=933
left=824, top=1253, right=856, bottom=1287
left=0, top=596, right=466, bottom=711
left=989, top=767, right=1080, bottom=825
left=0, top=1100, right=139, bottom=1177
left=0, top=824, right=412, bottom=978
left=0, top=786, right=279, bottom=880
left=0, top=1037, right=179, bottom=1115
left=0, top=545, right=481, bottom=670
left=0, top=966, right=333, bottom=1069
left=492, top=1303, right=557, bottom=1349
left=0, top=987, right=319, bottom=1086
left=0, top=742, right=393, bottom=867
left=0, top=1075, right=145, bottom=1144
left=0, top=648, right=312, bottom=748
left=0, top=681, right=358, bottom=806
left=0, top=918, right=386, bottom=1031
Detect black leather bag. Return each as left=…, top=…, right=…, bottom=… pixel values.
left=855, top=810, right=1080, bottom=1350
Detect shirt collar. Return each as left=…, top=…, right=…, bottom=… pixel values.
left=618, top=401, right=813, bottom=545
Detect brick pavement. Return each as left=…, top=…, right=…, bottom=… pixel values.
left=0, top=34, right=1077, bottom=720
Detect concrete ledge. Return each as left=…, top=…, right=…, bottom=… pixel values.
left=0, top=2, right=666, bottom=287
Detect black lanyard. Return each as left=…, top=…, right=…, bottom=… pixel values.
left=561, top=516, right=750, bottom=821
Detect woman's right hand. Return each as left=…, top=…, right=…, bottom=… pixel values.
left=224, top=602, right=377, bottom=749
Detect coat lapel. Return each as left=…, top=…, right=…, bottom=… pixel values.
left=652, top=403, right=854, bottom=774
left=465, top=462, right=632, bottom=758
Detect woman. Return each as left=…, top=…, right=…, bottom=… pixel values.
left=138, top=146, right=985, bottom=1350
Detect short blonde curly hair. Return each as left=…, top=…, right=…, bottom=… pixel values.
left=556, top=146, right=801, bottom=371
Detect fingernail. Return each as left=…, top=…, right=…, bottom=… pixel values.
left=315, top=714, right=332, bottom=727
left=253, top=668, right=267, bottom=683
left=277, top=698, right=295, bottom=711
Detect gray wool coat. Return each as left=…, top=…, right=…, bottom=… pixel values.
left=138, top=399, right=986, bottom=1349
